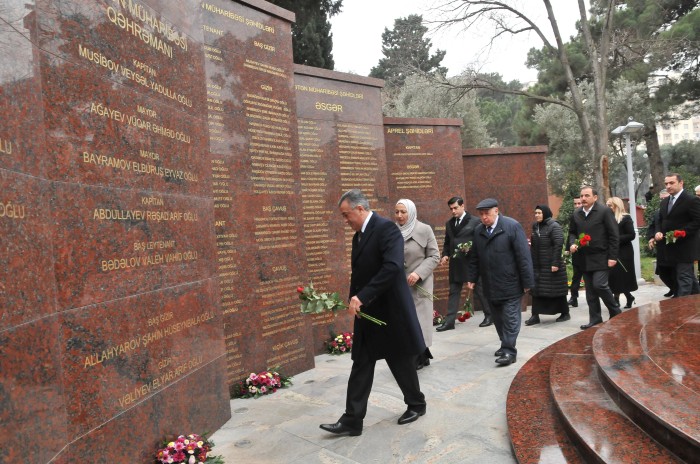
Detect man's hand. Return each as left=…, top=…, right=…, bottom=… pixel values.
left=551, top=266, right=559, bottom=272
left=348, top=295, right=362, bottom=317
left=608, top=259, right=617, bottom=268
left=648, top=238, right=656, bottom=250
left=569, top=244, right=578, bottom=254
left=654, top=231, right=664, bottom=241
left=407, top=272, right=420, bottom=286
left=466, top=282, right=475, bottom=290
left=439, top=256, right=449, bottom=266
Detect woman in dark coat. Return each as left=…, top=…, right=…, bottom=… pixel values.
left=525, top=205, right=570, bottom=325
left=606, top=197, right=638, bottom=308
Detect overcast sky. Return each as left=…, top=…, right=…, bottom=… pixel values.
left=329, top=0, right=582, bottom=84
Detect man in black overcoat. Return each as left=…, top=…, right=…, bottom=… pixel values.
left=646, top=189, right=676, bottom=297
left=437, top=196, right=492, bottom=330
left=650, top=173, right=700, bottom=296
left=320, top=189, right=426, bottom=437
left=568, top=186, right=621, bottom=329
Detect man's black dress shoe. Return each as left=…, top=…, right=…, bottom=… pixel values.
left=524, top=315, right=540, bottom=326
left=479, top=316, right=493, bottom=327
left=397, top=408, right=425, bottom=425
left=494, top=349, right=504, bottom=357
left=555, top=313, right=571, bottom=322
left=580, top=320, right=602, bottom=330
left=664, top=291, right=674, bottom=297
left=436, top=324, right=455, bottom=332
left=495, top=354, right=516, bottom=365
left=319, top=422, right=362, bottom=436
left=567, top=297, right=578, bottom=307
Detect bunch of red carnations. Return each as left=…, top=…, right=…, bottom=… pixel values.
left=575, top=233, right=591, bottom=247
left=155, top=433, right=223, bottom=464
left=665, top=229, right=686, bottom=243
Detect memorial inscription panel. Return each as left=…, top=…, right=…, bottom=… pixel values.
left=384, top=118, right=465, bottom=313
left=294, top=66, right=387, bottom=349
left=200, top=0, right=313, bottom=385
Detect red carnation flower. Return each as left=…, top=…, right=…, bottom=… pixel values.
left=297, top=286, right=304, bottom=293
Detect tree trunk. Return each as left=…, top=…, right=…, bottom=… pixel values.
left=643, top=127, right=664, bottom=194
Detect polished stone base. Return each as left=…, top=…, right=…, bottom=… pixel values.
left=507, top=295, right=699, bottom=463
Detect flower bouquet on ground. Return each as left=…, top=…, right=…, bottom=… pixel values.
left=457, top=294, right=474, bottom=322
left=155, top=433, right=224, bottom=464
left=574, top=233, right=591, bottom=248
left=452, top=241, right=472, bottom=258
left=297, top=282, right=386, bottom=326
left=666, top=229, right=686, bottom=244
left=326, top=331, right=353, bottom=355
left=231, top=368, right=293, bottom=399
left=432, top=310, right=445, bottom=326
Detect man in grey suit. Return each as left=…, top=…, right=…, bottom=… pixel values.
left=436, top=196, right=492, bottom=331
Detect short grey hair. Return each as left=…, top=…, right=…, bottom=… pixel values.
left=339, top=189, right=370, bottom=210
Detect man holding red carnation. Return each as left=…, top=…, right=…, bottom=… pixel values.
left=650, top=173, right=700, bottom=296
left=568, top=186, right=621, bottom=329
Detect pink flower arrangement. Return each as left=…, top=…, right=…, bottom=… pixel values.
left=155, top=433, right=223, bottom=464
left=326, top=332, right=353, bottom=354
left=232, top=369, right=293, bottom=399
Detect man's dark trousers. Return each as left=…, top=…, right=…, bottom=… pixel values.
left=583, top=270, right=618, bottom=322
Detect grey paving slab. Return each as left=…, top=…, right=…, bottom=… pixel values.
left=211, top=283, right=670, bottom=463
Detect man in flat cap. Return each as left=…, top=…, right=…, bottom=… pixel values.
left=467, top=198, right=534, bottom=366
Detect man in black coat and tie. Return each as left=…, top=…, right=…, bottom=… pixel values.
left=436, top=196, right=493, bottom=331
left=568, top=186, right=621, bottom=329
left=320, top=189, right=426, bottom=437
left=650, top=173, right=700, bottom=296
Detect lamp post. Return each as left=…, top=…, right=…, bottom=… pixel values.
left=611, top=117, right=645, bottom=283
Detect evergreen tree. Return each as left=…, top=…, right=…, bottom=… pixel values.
left=369, top=15, right=447, bottom=88
left=268, top=0, right=342, bottom=69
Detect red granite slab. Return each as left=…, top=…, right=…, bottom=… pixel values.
left=550, top=353, right=682, bottom=463
left=40, top=57, right=211, bottom=195
left=0, top=170, right=57, bottom=330
left=462, top=147, right=548, bottom=229
left=59, top=280, right=224, bottom=437
left=507, top=338, right=586, bottom=464
left=593, top=297, right=700, bottom=462
left=0, top=2, right=50, bottom=178
left=0, top=316, right=68, bottom=463
left=52, top=183, right=216, bottom=309
left=35, top=0, right=207, bottom=116
left=52, top=356, right=230, bottom=463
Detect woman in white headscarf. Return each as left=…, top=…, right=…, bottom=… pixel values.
left=395, top=199, right=440, bottom=369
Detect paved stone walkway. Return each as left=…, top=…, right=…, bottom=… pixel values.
left=211, top=282, right=670, bottom=463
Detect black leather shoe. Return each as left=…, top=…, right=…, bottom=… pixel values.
left=495, top=354, right=516, bottom=365
left=609, top=306, right=622, bottom=318
left=664, top=291, right=674, bottom=297
left=524, top=316, right=540, bottom=326
left=398, top=408, right=425, bottom=425
left=494, top=349, right=504, bottom=357
left=479, top=316, right=493, bottom=327
left=580, top=320, right=602, bottom=330
left=567, top=297, right=578, bottom=307
left=624, top=296, right=635, bottom=309
left=436, top=324, right=455, bottom=332
left=555, top=313, right=571, bottom=322
left=320, top=422, right=362, bottom=436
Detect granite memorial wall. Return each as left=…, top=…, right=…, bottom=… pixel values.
left=0, top=0, right=544, bottom=461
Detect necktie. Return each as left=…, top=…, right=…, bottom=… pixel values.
left=455, top=217, right=460, bottom=227
left=487, top=226, right=493, bottom=235
left=358, top=231, right=363, bottom=243
left=668, top=196, right=675, bottom=213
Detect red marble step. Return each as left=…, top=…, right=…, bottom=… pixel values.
left=550, top=353, right=683, bottom=463
left=592, top=296, right=700, bottom=463
left=507, top=332, right=596, bottom=463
